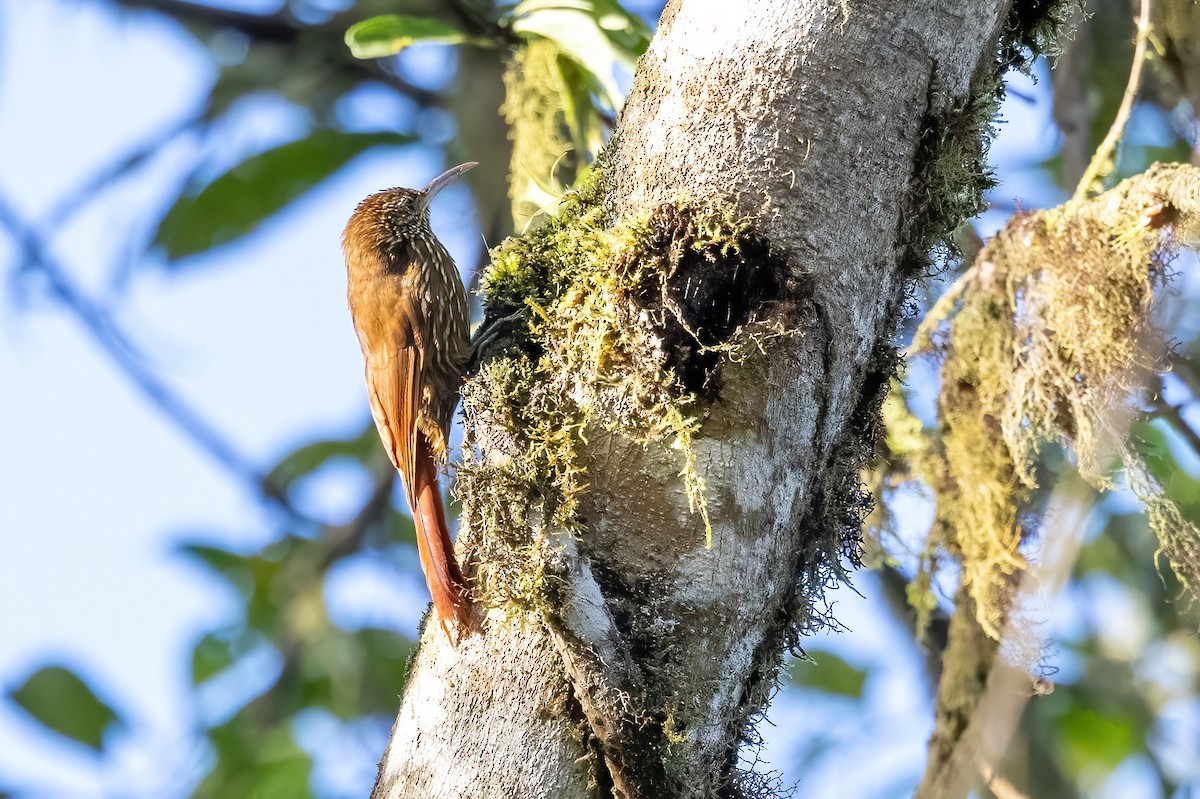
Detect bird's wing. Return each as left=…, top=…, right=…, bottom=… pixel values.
left=365, top=343, right=421, bottom=482
left=362, top=320, right=469, bottom=639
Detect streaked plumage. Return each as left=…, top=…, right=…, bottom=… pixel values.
left=342, top=163, right=476, bottom=639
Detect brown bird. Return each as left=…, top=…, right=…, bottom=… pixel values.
left=343, top=162, right=476, bottom=639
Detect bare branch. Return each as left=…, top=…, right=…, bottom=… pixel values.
left=1074, top=0, right=1153, bottom=200
left=40, top=107, right=206, bottom=233
left=107, top=0, right=445, bottom=107
left=1153, top=376, right=1200, bottom=456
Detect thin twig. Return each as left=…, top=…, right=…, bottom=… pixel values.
left=1168, top=352, right=1200, bottom=396
left=39, top=108, right=206, bottom=231
left=977, top=758, right=1032, bottom=799
left=1152, top=376, right=1200, bottom=456
left=318, top=470, right=398, bottom=570
left=109, top=0, right=447, bottom=107
left=905, top=262, right=978, bottom=357
left=1072, top=0, right=1153, bottom=202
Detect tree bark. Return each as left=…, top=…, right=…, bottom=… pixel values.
left=373, top=1, right=1017, bottom=796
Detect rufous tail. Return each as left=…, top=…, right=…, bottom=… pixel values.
left=406, top=434, right=471, bottom=639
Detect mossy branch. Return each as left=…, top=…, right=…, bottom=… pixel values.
left=904, top=162, right=1200, bottom=638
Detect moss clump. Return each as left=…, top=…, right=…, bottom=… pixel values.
left=900, top=0, right=1081, bottom=277
left=998, top=0, right=1078, bottom=74
left=901, top=90, right=997, bottom=276
left=905, top=163, right=1200, bottom=637
left=501, top=39, right=577, bottom=231
left=458, top=168, right=788, bottom=611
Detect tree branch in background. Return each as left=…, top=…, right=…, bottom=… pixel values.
left=1051, top=1, right=1092, bottom=190
left=1169, top=351, right=1200, bottom=396
left=241, top=467, right=399, bottom=726
left=1073, top=0, right=1153, bottom=200
left=0, top=193, right=298, bottom=516
left=1153, top=376, right=1200, bottom=456
left=875, top=564, right=950, bottom=692
left=39, top=108, right=207, bottom=233
left=107, top=0, right=453, bottom=108
left=917, top=483, right=1088, bottom=798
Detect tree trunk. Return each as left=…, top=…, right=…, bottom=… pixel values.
left=372, top=1, right=1023, bottom=796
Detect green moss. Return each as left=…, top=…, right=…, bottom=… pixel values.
left=461, top=169, right=788, bottom=612
left=999, top=0, right=1079, bottom=73
left=901, top=91, right=997, bottom=276
left=501, top=39, right=577, bottom=231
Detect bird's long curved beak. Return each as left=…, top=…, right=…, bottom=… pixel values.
left=421, top=162, right=478, bottom=203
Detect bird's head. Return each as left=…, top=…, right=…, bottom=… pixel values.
left=343, top=162, right=477, bottom=254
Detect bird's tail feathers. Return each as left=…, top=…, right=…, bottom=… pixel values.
left=407, top=435, right=471, bottom=640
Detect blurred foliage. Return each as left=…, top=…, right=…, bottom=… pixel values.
left=1049, top=0, right=1199, bottom=189
left=6, top=666, right=123, bottom=752
left=788, top=649, right=868, bottom=699
left=344, top=14, right=470, bottom=58
left=155, top=131, right=413, bottom=262
left=4, top=0, right=1200, bottom=796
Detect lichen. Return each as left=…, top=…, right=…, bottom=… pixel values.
left=904, top=163, right=1200, bottom=637
left=864, top=0, right=1096, bottom=639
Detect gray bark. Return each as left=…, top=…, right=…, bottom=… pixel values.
left=373, top=0, right=1012, bottom=796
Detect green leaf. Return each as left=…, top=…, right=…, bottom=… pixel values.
left=179, top=540, right=297, bottom=633
left=345, top=15, right=466, bottom=59
left=154, top=131, right=410, bottom=262
left=193, top=633, right=236, bottom=684
left=266, top=424, right=381, bottom=492
left=7, top=666, right=122, bottom=751
left=192, top=629, right=267, bottom=685
left=788, top=649, right=868, bottom=698
left=196, top=720, right=314, bottom=799
left=511, top=0, right=646, bottom=110
left=554, top=49, right=606, bottom=158
left=180, top=544, right=256, bottom=598
left=511, top=0, right=649, bottom=61
left=585, top=0, right=652, bottom=56
left=1056, top=706, right=1138, bottom=772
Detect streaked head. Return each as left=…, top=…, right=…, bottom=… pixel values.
left=344, top=162, right=478, bottom=249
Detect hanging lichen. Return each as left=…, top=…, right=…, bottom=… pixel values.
left=501, top=39, right=577, bottom=232
left=903, top=162, right=1200, bottom=637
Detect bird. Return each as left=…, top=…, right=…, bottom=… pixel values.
left=342, top=162, right=477, bottom=640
